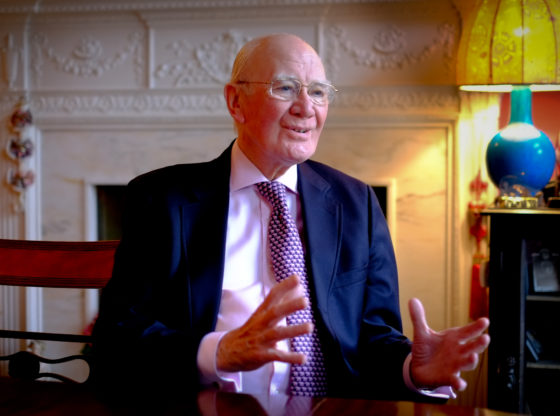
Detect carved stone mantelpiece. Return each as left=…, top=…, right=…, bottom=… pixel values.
left=24, top=86, right=459, bottom=127
left=29, top=90, right=229, bottom=123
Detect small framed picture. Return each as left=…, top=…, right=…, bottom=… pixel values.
left=532, top=249, right=560, bottom=293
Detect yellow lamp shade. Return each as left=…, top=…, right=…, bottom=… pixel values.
left=456, top=0, right=560, bottom=88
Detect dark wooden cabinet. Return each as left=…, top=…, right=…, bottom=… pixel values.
left=484, top=209, right=560, bottom=415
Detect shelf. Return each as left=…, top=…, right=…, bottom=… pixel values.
left=527, top=361, right=560, bottom=371
left=482, top=208, right=560, bottom=215
left=486, top=210, right=560, bottom=415
left=527, top=295, right=560, bottom=302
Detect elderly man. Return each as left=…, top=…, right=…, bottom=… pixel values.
left=92, top=33, right=489, bottom=402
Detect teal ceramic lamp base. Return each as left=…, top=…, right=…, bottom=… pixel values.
left=486, top=86, right=556, bottom=198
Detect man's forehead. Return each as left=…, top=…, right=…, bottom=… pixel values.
left=261, top=55, right=325, bottom=78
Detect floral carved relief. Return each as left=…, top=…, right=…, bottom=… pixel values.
left=325, top=23, right=456, bottom=79
left=155, top=31, right=251, bottom=86
left=31, top=91, right=227, bottom=115
left=26, top=88, right=458, bottom=119
left=31, top=32, right=144, bottom=84
left=331, top=88, right=459, bottom=112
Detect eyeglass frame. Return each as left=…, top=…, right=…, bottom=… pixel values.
left=236, top=77, right=338, bottom=105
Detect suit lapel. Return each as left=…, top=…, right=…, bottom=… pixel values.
left=298, top=162, right=341, bottom=325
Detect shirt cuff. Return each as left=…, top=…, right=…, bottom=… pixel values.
left=402, top=353, right=456, bottom=399
left=197, top=331, right=241, bottom=392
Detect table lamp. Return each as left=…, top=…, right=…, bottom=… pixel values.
left=456, top=0, right=559, bottom=208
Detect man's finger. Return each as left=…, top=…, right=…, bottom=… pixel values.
left=260, top=275, right=301, bottom=309
left=254, top=279, right=307, bottom=328
left=269, top=349, right=307, bottom=365
left=458, top=353, right=480, bottom=372
left=264, top=297, right=308, bottom=327
left=451, top=373, right=468, bottom=392
left=456, top=333, right=490, bottom=359
left=272, top=322, right=313, bottom=341
left=466, top=332, right=490, bottom=350
left=455, top=317, right=490, bottom=341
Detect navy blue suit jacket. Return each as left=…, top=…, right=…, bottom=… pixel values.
left=92, top=143, right=414, bottom=400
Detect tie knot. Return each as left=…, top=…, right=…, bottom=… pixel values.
left=257, top=181, right=287, bottom=208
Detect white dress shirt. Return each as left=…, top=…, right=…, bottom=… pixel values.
left=197, top=141, right=298, bottom=395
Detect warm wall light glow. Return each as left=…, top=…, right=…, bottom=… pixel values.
left=513, top=27, right=530, bottom=37
left=460, top=85, right=514, bottom=93
left=456, top=0, right=560, bottom=87
left=460, top=84, right=560, bottom=93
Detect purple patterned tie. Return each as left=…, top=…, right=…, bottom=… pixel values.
left=257, top=181, right=327, bottom=396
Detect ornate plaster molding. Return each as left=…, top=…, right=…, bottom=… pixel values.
left=0, top=92, right=24, bottom=113
left=325, top=22, right=456, bottom=78
left=332, top=86, right=459, bottom=113
left=155, top=31, right=251, bottom=86
left=29, top=90, right=228, bottom=118
left=22, top=86, right=458, bottom=124
left=139, top=4, right=327, bottom=21
left=0, top=0, right=393, bottom=14
left=31, top=32, right=144, bottom=85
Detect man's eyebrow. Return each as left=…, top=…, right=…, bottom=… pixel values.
left=274, top=74, right=332, bottom=83
left=274, top=74, right=297, bottom=80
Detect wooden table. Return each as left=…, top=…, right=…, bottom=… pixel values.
left=0, top=378, right=526, bottom=415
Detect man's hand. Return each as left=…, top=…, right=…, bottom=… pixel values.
left=408, top=297, right=490, bottom=391
left=216, top=274, right=312, bottom=373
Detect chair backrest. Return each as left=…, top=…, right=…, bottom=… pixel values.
left=0, top=239, right=118, bottom=383
left=0, top=239, right=118, bottom=288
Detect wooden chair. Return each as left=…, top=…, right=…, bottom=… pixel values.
left=0, top=239, right=118, bottom=383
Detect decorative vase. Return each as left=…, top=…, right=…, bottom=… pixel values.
left=486, top=86, right=556, bottom=196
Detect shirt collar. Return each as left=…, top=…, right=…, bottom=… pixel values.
left=230, top=140, right=298, bottom=194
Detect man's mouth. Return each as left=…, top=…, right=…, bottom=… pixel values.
left=289, top=127, right=311, bottom=134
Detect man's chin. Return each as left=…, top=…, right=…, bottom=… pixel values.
left=284, top=142, right=318, bottom=163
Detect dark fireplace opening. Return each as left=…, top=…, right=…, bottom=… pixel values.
left=96, top=185, right=126, bottom=241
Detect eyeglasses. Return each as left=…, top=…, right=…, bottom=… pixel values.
left=237, top=77, right=337, bottom=105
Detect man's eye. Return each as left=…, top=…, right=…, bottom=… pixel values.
left=308, top=86, right=326, bottom=98
left=273, top=81, right=297, bottom=94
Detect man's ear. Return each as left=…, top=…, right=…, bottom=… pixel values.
left=224, top=84, right=245, bottom=124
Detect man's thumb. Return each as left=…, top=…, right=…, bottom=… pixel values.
left=408, top=297, right=429, bottom=338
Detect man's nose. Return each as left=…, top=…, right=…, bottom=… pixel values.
left=290, top=88, right=315, bottom=117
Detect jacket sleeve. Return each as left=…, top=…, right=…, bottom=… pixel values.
left=334, top=184, right=443, bottom=403
left=357, top=184, right=413, bottom=398
left=91, top=172, right=203, bottom=400
left=320, top=182, right=413, bottom=399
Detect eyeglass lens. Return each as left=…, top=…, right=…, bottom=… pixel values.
left=270, top=79, right=335, bottom=104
